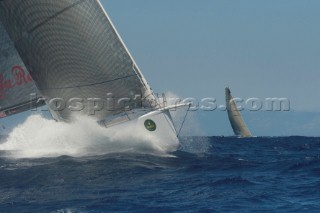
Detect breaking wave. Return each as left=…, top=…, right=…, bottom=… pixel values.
left=0, top=114, right=179, bottom=159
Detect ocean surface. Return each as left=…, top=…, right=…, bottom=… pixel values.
left=0, top=135, right=320, bottom=212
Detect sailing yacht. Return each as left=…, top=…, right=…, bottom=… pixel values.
left=0, top=0, right=185, bottom=146
left=225, top=87, right=252, bottom=138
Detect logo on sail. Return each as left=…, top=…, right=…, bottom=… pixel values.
left=144, top=119, right=157, bottom=131
left=0, top=65, right=33, bottom=99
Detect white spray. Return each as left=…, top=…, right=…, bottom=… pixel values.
left=0, top=114, right=178, bottom=159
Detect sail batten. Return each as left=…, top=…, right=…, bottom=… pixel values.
left=0, top=0, right=157, bottom=121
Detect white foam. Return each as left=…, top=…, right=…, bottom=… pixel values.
left=0, top=114, right=178, bottom=159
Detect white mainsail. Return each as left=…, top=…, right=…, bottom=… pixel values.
left=225, top=87, right=252, bottom=138
left=0, top=0, right=158, bottom=121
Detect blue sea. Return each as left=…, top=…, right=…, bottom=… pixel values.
left=0, top=136, right=320, bottom=212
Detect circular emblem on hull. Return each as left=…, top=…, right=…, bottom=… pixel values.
left=144, top=119, right=156, bottom=131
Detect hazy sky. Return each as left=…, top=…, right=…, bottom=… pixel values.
left=1, top=0, right=320, bottom=136
left=102, top=0, right=320, bottom=111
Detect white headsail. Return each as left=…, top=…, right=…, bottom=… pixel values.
left=225, top=87, right=252, bottom=138
left=0, top=0, right=158, bottom=121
